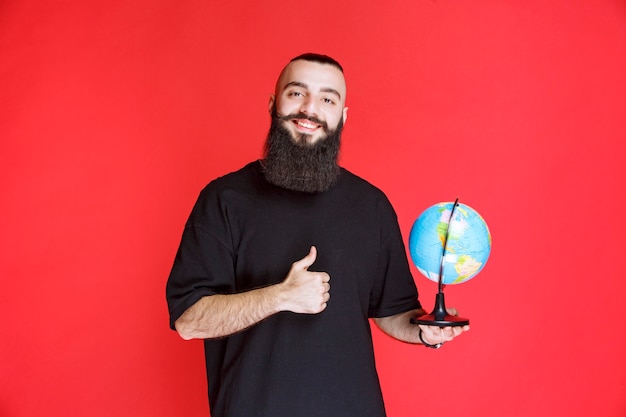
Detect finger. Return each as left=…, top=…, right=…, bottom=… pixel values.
left=445, top=325, right=468, bottom=340
left=419, top=325, right=440, bottom=339
left=294, top=246, right=317, bottom=270
left=438, top=329, right=451, bottom=342
left=419, top=325, right=442, bottom=344
left=436, top=326, right=453, bottom=342
left=446, top=307, right=458, bottom=316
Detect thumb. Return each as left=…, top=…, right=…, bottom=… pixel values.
left=295, top=246, right=317, bottom=270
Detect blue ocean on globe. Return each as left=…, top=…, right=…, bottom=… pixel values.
left=409, top=202, right=491, bottom=285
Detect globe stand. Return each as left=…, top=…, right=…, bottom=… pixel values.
left=410, top=198, right=469, bottom=328
left=410, top=292, right=469, bottom=327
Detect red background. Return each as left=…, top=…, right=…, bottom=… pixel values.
left=1, top=1, right=625, bottom=416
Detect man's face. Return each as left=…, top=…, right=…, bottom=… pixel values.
left=269, top=60, right=348, bottom=145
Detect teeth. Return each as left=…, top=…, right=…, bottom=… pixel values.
left=297, top=120, right=317, bottom=129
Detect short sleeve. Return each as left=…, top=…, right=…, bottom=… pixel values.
left=368, top=199, right=421, bottom=318
left=165, top=186, right=236, bottom=330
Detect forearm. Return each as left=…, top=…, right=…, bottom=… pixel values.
left=174, top=246, right=330, bottom=340
left=373, top=309, right=425, bottom=344
left=175, top=284, right=283, bottom=340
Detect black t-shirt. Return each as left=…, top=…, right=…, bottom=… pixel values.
left=167, top=161, right=420, bottom=417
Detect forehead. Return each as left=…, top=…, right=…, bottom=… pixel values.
left=276, top=60, right=347, bottom=101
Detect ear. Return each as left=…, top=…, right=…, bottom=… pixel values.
left=342, top=106, right=349, bottom=124
left=268, top=94, right=275, bottom=114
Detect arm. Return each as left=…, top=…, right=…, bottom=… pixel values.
left=373, top=308, right=469, bottom=346
left=175, top=246, right=330, bottom=340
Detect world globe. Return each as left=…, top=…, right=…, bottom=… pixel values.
left=409, top=202, right=491, bottom=285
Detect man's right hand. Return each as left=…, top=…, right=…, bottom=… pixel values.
left=278, top=246, right=331, bottom=314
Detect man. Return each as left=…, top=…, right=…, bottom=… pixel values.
left=166, top=53, right=468, bottom=417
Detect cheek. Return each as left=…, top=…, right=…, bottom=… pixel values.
left=275, top=100, right=299, bottom=117
left=326, top=111, right=343, bottom=129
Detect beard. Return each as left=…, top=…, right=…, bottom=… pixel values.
left=261, top=107, right=343, bottom=193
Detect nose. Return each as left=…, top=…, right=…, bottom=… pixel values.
left=299, top=96, right=319, bottom=117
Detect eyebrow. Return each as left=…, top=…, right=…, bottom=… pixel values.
left=284, top=81, right=342, bottom=100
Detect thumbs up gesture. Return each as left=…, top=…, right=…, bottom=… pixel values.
left=278, top=246, right=331, bottom=314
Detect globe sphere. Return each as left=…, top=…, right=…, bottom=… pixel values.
left=409, top=202, right=491, bottom=285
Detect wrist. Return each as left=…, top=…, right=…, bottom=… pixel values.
left=419, top=329, right=443, bottom=349
left=265, top=282, right=287, bottom=314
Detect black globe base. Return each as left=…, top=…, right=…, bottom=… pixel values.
left=411, top=313, right=469, bottom=327
left=410, top=292, right=469, bottom=327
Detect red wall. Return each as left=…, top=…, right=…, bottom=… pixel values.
left=1, top=1, right=625, bottom=416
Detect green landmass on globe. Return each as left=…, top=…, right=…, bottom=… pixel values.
left=409, top=202, right=491, bottom=285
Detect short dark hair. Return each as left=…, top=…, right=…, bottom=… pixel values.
left=290, top=53, right=343, bottom=73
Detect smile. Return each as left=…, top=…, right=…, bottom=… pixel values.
left=293, top=119, right=320, bottom=131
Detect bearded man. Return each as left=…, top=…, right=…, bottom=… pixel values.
left=166, top=53, right=468, bottom=417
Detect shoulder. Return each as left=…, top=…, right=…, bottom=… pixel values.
left=203, top=161, right=261, bottom=191
left=194, top=161, right=266, bottom=203
left=337, top=167, right=393, bottom=206
left=189, top=161, right=263, bottom=217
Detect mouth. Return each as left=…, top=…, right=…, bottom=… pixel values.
left=292, top=118, right=321, bottom=133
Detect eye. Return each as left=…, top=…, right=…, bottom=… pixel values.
left=288, top=90, right=304, bottom=98
left=322, top=97, right=335, bottom=105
